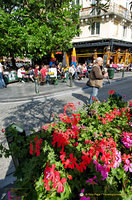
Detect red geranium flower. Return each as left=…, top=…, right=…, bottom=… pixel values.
left=43, top=163, right=66, bottom=193
left=108, top=90, right=115, bottom=95
left=68, top=175, right=72, bottom=180
left=129, top=100, right=132, bottom=106
left=53, top=177, right=66, bottom=193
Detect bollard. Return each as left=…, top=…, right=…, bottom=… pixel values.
left=122, top=69, right=125, bottom=78
left=35, top=77, right=39, bottom=93
left=69, top=73, right=72, bottom=87
left=66, top=72, right=69, bottom=83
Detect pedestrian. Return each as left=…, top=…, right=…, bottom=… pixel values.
left=0, top=62, right=7, bottom=88
left=87, top=57, right=108, bottom=104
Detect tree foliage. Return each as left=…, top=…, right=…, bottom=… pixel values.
left=0, top=0, right=80, bottom=61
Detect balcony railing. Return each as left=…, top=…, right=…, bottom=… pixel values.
left=80, top=3, right=131, bottom=20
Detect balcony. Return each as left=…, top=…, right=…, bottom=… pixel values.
left=80, top=3, right=131, bottom=21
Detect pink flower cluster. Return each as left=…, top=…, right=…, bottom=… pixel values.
left=121, top=131, right=132, bottom=148
left=93, top=160, right=108, bottom=180
left=86, top=176, right=97, bottom=184
left=124, top=159, right=132, bottom=172
left=113, top=150, right=122, bottom=168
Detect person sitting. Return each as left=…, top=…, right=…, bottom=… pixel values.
left=49, top=64, right=57, bottom=84
left=69, top=64, right=75, bottom=79
left=49, top=64, right=57, bottom=78
left=40, top=65, right=47, bottom=85
left=17, top=66, right=25, bottom=83
left=28, top=66, right=34, bottom=82
left=57, top=64, right=62, bottom=79
left=82, top=64, right=88, bottom=78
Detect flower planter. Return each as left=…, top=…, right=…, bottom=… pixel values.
left=0, top=94, right=132, bottom=200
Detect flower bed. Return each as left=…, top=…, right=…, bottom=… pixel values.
left=0, top=91, right=132, bottom=200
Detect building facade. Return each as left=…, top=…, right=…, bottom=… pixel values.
left=72, top=0, right=132, bottom=65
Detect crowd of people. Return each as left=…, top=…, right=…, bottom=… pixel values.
left=1, top=62, right=93, bottom=87
left=0, top=57, right=108, bottom=106
left=1, top=60, right=132, bottom=107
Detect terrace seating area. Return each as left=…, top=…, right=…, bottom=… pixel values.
left=3, top=62, right=132, bottom=87
left=3, top=63, right=90, bottom=85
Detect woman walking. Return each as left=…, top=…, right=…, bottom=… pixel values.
left=87, top=57, right=108, bottom=104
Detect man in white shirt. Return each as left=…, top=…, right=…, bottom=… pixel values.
left=0, top=62, right=7, bottom=88
left=17, top=66, right=25, bottom=83
left=69, top=64, right=75, bottom=77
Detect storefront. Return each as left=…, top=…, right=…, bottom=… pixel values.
left=72, top=39, right=132, bottom=65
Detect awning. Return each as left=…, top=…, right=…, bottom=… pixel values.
left=55, top=51, right=62, bottom=54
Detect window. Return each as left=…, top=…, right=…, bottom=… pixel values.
left=91, top=22, right=100, bottom=35
left=123, top=26, right=127, bottom=37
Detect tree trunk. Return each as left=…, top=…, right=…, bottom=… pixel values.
left=10, top=53, right=16, bottom=69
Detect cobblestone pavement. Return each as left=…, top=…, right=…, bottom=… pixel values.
left=0, top=71, right=132, bottom=199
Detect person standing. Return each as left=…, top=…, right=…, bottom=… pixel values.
left=69, top=64, right=75, bottom=78
left=0, top=62, right=7, bottom=88
left=87, top=57, right=108, bottom=104
left=69, top=64, right=76, bottom=87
